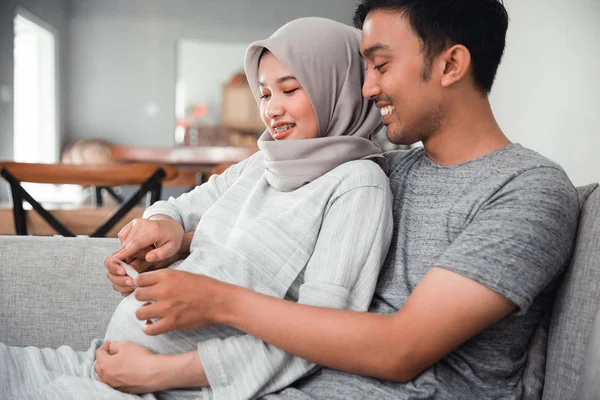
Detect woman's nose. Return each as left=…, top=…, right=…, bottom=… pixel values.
left=265, top=99, right=284, bottom=120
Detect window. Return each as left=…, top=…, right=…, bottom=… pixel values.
left=14, top=11, right=58, bottom=164
left=13, top=11, right=82, bottom=205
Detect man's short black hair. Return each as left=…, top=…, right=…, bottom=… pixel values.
left=354, top=0, right=509, bottom=93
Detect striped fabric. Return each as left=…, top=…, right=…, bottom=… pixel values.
left=0, top=152, right=393, bottom=400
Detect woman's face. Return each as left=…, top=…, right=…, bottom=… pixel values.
left=257, top=51, right=319, bottom=140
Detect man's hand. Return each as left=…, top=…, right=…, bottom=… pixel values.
left=95, top=341, right=163, bottom=394
left=134, top=269, right=226, bottom=335
left=159, top=267, right=517, bottom=383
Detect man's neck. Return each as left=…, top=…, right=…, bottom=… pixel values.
left=422, top=94, right=511, bottom=166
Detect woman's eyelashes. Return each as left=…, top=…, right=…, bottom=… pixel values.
left=260, top=87, right=300, bottom=100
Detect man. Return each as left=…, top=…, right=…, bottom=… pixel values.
left=108, top=1, right=580, bottom=398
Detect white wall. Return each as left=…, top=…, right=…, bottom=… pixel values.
left=4, top=0, right=597, bottom=189
left=176, top=40, right=249, bottom=122
left=66, top=0, right=354, bottom=148
left=491, top=0, right=600, bottom=186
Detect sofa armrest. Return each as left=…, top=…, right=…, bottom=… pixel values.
left=0, top=236, right=122, bottom=350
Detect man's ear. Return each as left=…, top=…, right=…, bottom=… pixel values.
left=439, top=44, right=472, bottom=88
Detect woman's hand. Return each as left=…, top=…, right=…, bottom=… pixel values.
left=95, top=341, right=163, bottom=394
left=134, top=269, right=229, bottom=335
left=95, top=341, right=209, bottom=392
left=104, top=248, right=181, bottom=296
left=105, top=217, right=186, bottom=296
left=116, top=216, right=185, bottom=262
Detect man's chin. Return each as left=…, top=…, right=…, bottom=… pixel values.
left=386, top=127, right=419, bottom=146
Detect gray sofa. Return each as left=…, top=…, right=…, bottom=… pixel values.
left=1, top=183, right=599, bottom=400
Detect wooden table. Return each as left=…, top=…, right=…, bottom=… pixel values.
left=110, top=145, right=257, bottom=186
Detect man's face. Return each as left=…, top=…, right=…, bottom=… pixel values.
left=360, top=10, right=444, bottom=145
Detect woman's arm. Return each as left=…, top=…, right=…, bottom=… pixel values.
left=109, top=156, right=255, bottom=279
left=135, top=183, right=393, bottom=398
left=135, top=197, right=520, bottom=384
left=143, top=215, right=194, bottom=259
left=143, top=155, right=255, bottom=233
left=95, top=341, right=208, bottom=393
left=154, top=351, right=208, bottom=389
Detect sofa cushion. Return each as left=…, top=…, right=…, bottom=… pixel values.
left=522, top=184, right=598, bottom=400
left=522, top=310, right=551, bottom=400
left=542, top=183, right=600, bottom=400
left=575, top=299, right=600, bottom=399
left=0, top=236, right=122, bottom=350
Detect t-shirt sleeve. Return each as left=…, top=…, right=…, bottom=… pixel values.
left=434, top=167, right=580, bottom=315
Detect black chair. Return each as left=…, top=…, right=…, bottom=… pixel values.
left=0, top=162, right=178, bottom=237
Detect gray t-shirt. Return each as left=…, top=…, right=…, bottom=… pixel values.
left=269, top=144, right=580, bottom=400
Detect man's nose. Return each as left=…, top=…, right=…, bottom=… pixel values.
left=362, top=70, right=381, bottom=100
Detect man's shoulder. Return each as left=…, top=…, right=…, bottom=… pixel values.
left=501, top=144, right=564, bottom=173
left=494, top=145, right=575, bottom=198
left=383, top=147, right=423, bottom=171
left=383, top=143, right=564, bottom=173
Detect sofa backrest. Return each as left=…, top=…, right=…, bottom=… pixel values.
left=0, top=236, right=122, bottom=350
left=542, top=184, right=600, bottom=400
left=575, top=299, right=600, bottom=399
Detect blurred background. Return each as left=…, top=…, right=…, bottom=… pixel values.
left=0, top=0, right=598, bottom=235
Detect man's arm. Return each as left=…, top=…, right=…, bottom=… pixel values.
left=216, top=267, right=515, bottom=382
left=135, top=166, right=578, bottom=382
left=136, top=266, right=514, bottom=383
left=213, top=167, right=578, bottom=381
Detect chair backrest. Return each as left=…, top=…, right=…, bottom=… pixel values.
left=542, top=184, right=600, bottom=400
left=214, top=162, right=234, bottom=176
left=0, top=161, right=178, bottom=237
left=0, top=161, right=177, bottom=186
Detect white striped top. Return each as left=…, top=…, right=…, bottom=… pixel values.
left=103, top=151, right=393, bottom=400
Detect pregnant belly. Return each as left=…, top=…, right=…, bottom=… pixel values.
left=103, top=294, right=201, bottom=354
left=104, top=291, right=241, bottom=355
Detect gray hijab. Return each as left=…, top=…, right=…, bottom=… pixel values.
left=245, top=17, right=386, bottom=192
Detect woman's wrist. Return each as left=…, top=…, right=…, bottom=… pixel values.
left=212, top=280, right=248, bottom=327
left=146, top=214, right=189, bottom=260
left=178, top=231, right=194, bottom=258
left=152, top=351, right=208, bottom=390
left=147, top=214, right=175, bottom=222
